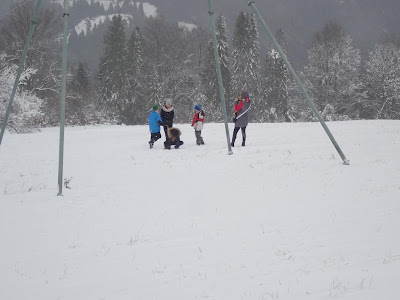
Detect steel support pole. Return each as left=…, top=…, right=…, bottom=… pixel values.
left=58, top=0, right=69, bottom=196
left=207, top=0, right=233, bottom=155
left=248, top=1, right=349, bottom=165
left=0, top=0, right=42, bottom=146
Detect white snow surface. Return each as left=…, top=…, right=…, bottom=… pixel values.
left=74, top=14, right=133, bottom=36
left=1, top=121, right=400, bottom=299
left=57, top=0, right=158, bottom=17
left=178, top=21, right=198, bottom=32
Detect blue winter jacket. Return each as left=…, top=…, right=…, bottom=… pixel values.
left=148, top=110, right=162, bottom=133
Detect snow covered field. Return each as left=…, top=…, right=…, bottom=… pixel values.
left=1, top=120, right=399, bottom=300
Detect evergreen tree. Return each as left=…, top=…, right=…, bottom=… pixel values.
left=202, top=15, right=230, bottom=122
left=216, top=15, right=231, bottom=103
left=247, top=13, right=261, bottom=96
left=67, top=62, right=91, bottom=125
left=147, top=66, right=162, bottom=109
left=231, top=12, right=248, bottom=91
left=202, top=41, right=221, bottom=121
left=364, top=43, right=400, bottom=119
left=231, top=12, right=261, bottom=120
left=98, top=15, right=129, bottom=122
left=126, top=27, right=146, bottom=124
left=142, top=15, right=193, bottom=112
left=304, top=21, right=362, bottom=119
left=262, top=29, right=292, bottom=122
left=73, top=62, right=90, bottom=92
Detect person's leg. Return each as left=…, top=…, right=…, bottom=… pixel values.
left=195, top=130, right=202, bottom=145
left=155, top=132, right=161, bottom=142
left=149, top=133, right=156, bottom=148
left=241, top=127, right=246, bottom=146
left=200, top=131, right=204, bottom=145
left=174, top=136, right=181, bottom=148
left=163, top=126, right=168, bottom=139
left=231, top=127, right=240, bottom=147
left=164, top=134, right=171, bottom=149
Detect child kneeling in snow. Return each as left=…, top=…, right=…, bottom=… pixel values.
left=164, top=127, right=184, bottom=149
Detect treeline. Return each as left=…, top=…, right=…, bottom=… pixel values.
left=1, top=1, right=400, bottom=133
left=77, top=12, right=400, bottom=125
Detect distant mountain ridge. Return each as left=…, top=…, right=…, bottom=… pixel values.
left=1, top=0, right=399, bottom=70
left=151, top=0, right=400, bottom=61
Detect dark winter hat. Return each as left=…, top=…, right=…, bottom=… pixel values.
left=165, top=98, right=173, bottom=106
left=152, top=104, right=159, bottom=110
left=194, top=104, right=202, bottom=111
left=241, top=91, right=249, bottom=98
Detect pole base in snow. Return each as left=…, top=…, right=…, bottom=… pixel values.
left=343, top=159, right=350, bottom=165
left=228, top=150, right=233, bottom=155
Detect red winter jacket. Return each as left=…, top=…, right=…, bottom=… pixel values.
left=191, top=111, right=205, bottom=131
left=234, top=100, right=244, bottom=112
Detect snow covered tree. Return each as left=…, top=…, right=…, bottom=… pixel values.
left=66, top=62, right=94, bottom=125
left=73, top=62, right=90, bottom=92
left=0, top=1, right=62, bottom=125
left=0, top=55, right=43, bottom=133
left=201, top=15, right=230, bottom=122
left=98, top=15, right=129, bottom=122
left=262, top=29, right=292, bottom=122
left=141, top=15, right=204, bottom=121
left=304, top=21, right=362, bottom=119
left=202, top=41, right=221, bottom=121
left=364, top=43, right=400, bottom=119
left=247, top=13, right=261, bottom=96
left=231, top=12, right=261, bottom=120
left=125, top=27, right=146, bottom=124
left=146, top=66, right=162, bottom=109
left=216, top=15, right=231, bottom=106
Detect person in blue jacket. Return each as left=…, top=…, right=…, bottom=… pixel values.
left=148, top=104, right=162, bottom=148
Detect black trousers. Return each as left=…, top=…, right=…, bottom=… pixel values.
left=163, top=125, right=170, bottom=140
left=232, top=126, right=246, bottom=145
left=150, top=132, right=161, bottom=143
left=164, top=136, right=181, bottom=149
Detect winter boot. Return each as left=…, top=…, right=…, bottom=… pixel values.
left=174, top=138, right=182, bottom=149
left=195, top=131, right=203, bottom=146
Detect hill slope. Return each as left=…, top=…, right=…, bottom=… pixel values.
left=1, top=120, right=400, bottom=299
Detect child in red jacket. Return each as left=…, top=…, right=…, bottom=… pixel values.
left=191, top=104, right=205, bottom=145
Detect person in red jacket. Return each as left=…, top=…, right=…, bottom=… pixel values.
left=191, top=104, right=205, bottom=145
left=231, top=90, right=251, bottom=147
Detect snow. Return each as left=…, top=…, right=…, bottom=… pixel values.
left=178, top=21, right=198, bottom=32
left=140, top=2, right=157, bottom=18
left=56, top=0, right=158, bottom=15
left=1, top=120, right=400, bottom=299
left=74, top=14, right=132, bottom=36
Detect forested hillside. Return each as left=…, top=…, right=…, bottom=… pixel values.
left=1, top=0, right=400, bottom=131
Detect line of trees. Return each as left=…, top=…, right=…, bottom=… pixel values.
left=92, top=13, right=400, bottom=125
left=1, top=3, right=400, bottom=133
